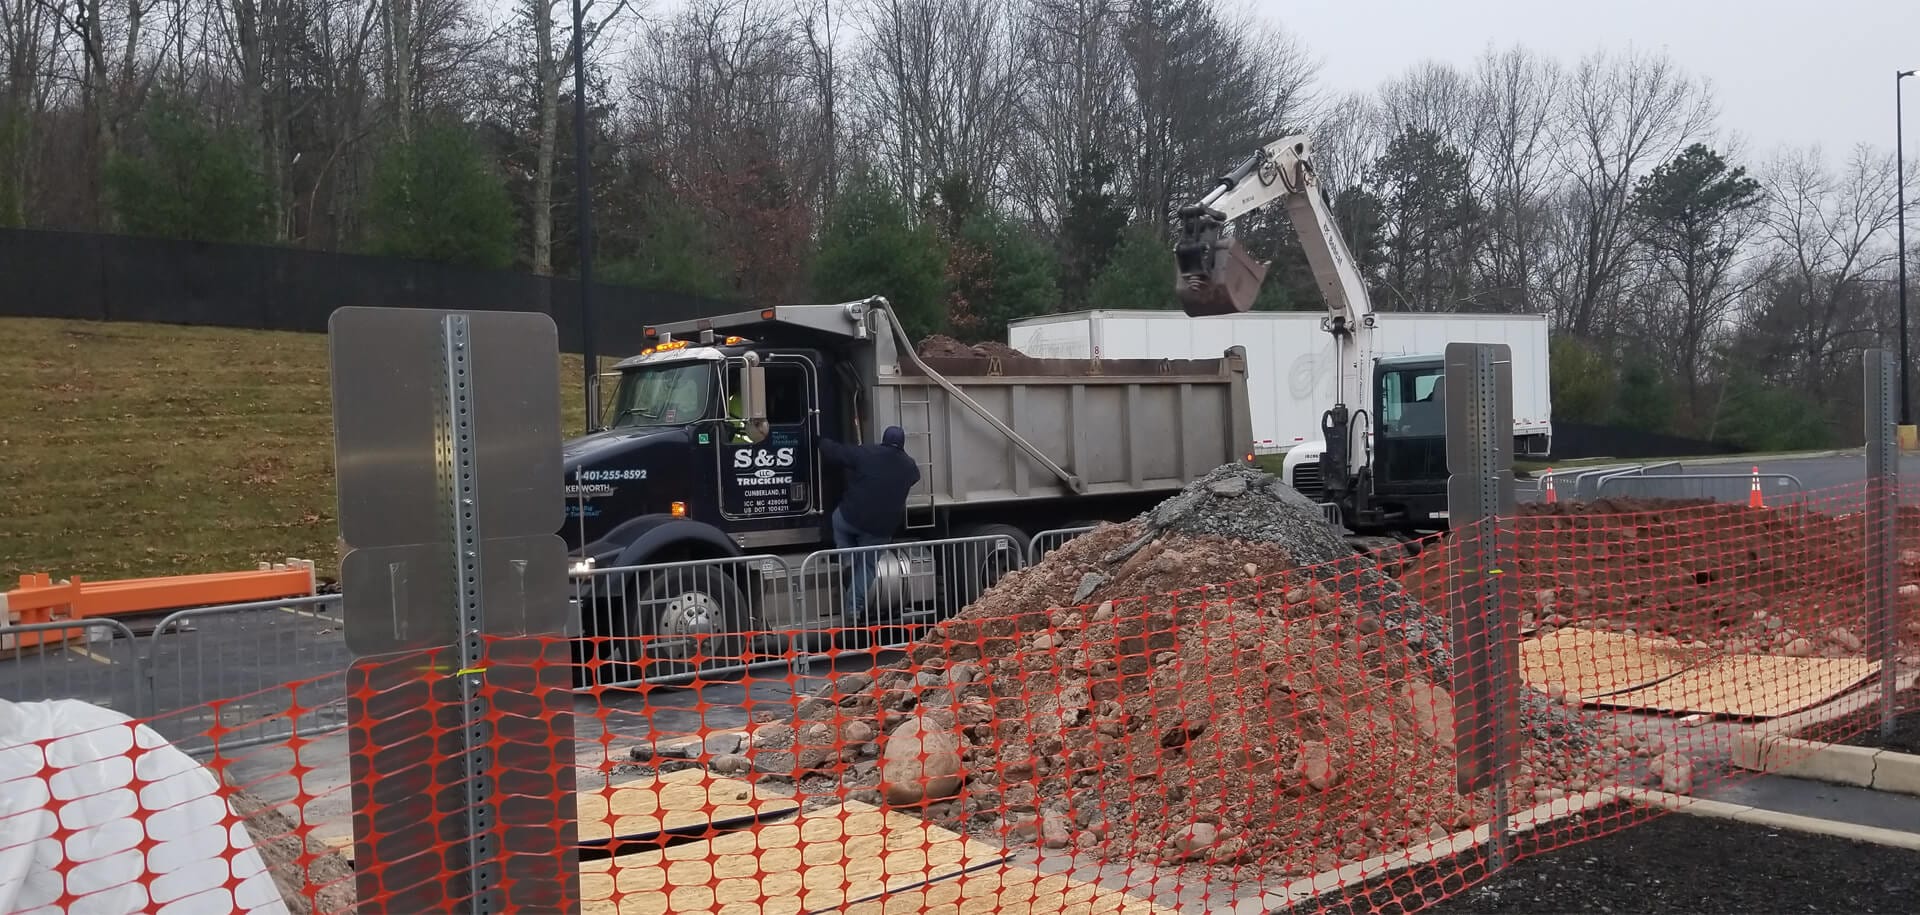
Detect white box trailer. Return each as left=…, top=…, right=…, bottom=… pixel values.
left=1008, top=309, right=1552, bottom=453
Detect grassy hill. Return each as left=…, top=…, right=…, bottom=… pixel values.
left=1, top=318, right=601, bottom=583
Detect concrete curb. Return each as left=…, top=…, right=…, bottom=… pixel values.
left=1730, top=670, right=1919, bottom=796
left=1603, top=786, right=1920, bottom=851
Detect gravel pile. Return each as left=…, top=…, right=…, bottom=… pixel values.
left=740, top=463, right=1615, bottom=880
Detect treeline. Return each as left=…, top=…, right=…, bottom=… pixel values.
left=0, top=0, right=1912, bottom=448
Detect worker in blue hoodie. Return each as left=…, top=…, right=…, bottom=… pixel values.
left=819, top=426, right=921, bottom=625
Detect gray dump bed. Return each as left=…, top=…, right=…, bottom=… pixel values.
left=852, top=302, right=1252, bottom=511
left=876, top=351, right=1252, bottom=508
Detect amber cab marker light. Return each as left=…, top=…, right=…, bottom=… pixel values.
left=671, top=501, right=687, bottom=518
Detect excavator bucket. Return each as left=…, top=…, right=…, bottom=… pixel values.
left=1175, top=236, right=1267, bottom=316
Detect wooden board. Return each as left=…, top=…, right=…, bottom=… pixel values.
left=840, top=864, right=1173, bottom=915
left=579, top=799, right=1007, bottom=915
left=316, top=769, right=797, bottom=863
left=1519, top=628, right=1703, bottom=699
left=1590, top=654, right=1882, bottom=719
left=577, top=768, right=800, bottom=844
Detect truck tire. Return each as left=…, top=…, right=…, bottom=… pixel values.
left=605, top=567, right=752, bottom=685
left=942, top=524, right=1026, bottom=616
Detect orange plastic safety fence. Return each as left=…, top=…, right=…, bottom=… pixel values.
left=6, top=481, right=1919, bottom=914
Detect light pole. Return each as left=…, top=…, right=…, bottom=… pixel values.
left=572, top=0, right=599, bottom=430
left=1899, top=69, right=1914, bottom=426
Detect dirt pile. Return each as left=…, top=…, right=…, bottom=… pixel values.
left=229, top=788, right=357, bottom=915
left=758, top=465, right=1615, bottom=879
left=1399, top=498, right=1920, bottom=656
left=916, top=334, right=1027, bottom=359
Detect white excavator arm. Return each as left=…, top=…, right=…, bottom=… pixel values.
left=1172, top=135, right=1376, bottom=494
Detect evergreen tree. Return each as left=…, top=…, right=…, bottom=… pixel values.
left=103, top=99, right=267, bottom=243
left=810, top=168, right=947, bottom=338
left=364, top=120, right=518, bottom=269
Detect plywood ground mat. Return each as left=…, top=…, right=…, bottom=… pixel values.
left=578, top=798, right=1010, bottom=915
left=1589, top=654, right=1882, bottom=719
left=312, top=768, right=800, bottom=863
left=577, top=767, right=801, bottom=844
left=1521, top=627, right=1883, bottom=719
left=839, top=862, right=1175, bottom=915
left=1519, top=628, right=1706, bottom=699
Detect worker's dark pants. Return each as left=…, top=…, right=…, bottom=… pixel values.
left=831, top=507, right=890, bottom=621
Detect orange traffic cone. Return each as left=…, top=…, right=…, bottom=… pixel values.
left=1543, top=468, right=1557, bottom=504
left=1749, top=466, right=1763, bottom=508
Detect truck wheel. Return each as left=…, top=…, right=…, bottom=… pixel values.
left=943, top=524, right=1026, bottom=615
left=611, top=568, right=752, bottom=683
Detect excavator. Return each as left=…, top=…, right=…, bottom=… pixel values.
left=1173, top=135, right=1461, bottom=538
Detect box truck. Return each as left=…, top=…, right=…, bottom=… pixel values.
left=1009, top=309, right=1552, bottom=454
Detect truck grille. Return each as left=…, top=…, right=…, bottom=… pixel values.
left=1291, top=463, right=1323, bottom=500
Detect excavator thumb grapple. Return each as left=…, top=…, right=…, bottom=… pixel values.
left=1173, top=205, right=1266, bottom=316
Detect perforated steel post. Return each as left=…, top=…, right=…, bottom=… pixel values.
left=439, top=315, right=503, bottom=911
left=1865, top=348, right=1899, bottom=738
left=1445, top=341, right=1518, bottom=870
left=332, top=307, right=579, bottom=914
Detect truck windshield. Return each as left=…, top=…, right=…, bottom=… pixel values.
left=1378, top=366, right=1445, bottom=438
left=608, top=362, right=714, bottom=428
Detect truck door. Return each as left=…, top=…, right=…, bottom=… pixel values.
left=717, top=355, right=819, bottom=521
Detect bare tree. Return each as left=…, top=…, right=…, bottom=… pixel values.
left=851, top=0, right=1030, bottom=206
left=1547, top=46, right=1716, bottom=337
left=1746, top=144, right=1901, bottom=392
left=796, top=0, right=841, bottom=206
left=1011, top=0, right=1127, bottom=224
left=1120, top=0, right=1314, bottom=228
left=625, top=0, right=821, bottom=299
left=1, top=0, right=58, bottom=223
left=1469, top=44, right=1561, bottom=313
left=520, top=0, right=626, bottom=273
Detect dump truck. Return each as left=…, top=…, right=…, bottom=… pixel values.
left=561, top=296, right=1253, bottom=676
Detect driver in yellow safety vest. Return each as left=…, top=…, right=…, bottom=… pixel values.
left=726, top=391, right=751, bottom=443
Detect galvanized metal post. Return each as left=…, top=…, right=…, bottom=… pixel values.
left=1865, top=348, right=1900, bottom=739
left=439, top=315, right=502, bottom=911
left=332, top=307, right=578, bottom=914
left=1445, top=341, right=1519, bottom=870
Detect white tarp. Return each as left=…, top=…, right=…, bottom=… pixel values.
left=0, top=698, right=291, bottom=915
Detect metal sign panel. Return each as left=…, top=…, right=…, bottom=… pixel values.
left=331, top=306, right=565, bottom=547
left=330, top=307, right=571, bottom=655
left=328, top=306, right=579, bottom=914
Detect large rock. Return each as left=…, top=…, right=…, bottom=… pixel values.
left=1403, top=679, right=1456, bottom=750
left=1295, top=741, right=1339, bottom=791
left=880, top=716, right=964, bottom=806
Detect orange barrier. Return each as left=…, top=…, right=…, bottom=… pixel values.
left=1, top=560, right=316, bottom=648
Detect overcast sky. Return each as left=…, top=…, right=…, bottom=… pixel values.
left=1274, top=0, right=1920, bottom=160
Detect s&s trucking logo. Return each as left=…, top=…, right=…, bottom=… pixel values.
left=732, top=446, right=796, bottom=476
left=730, top=445, right=798, bottom=514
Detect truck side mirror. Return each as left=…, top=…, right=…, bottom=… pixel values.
left=740, top=361, right=770, bottom=443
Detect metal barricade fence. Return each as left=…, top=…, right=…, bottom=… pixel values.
left=143, top=595, right=350, bottom=756
left=570, top=554, right=801, bottom=690
left=0, top=619, right=147, bottom=717
left=1027, top=525, right=1100, bottom=564
left=1587, top=460, right=1682, bottom=499
left=797, top=534, right=1028, bottom=653
left=1596, top=472, right=1805, bottom=505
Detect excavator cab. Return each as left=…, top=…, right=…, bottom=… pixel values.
left=1173, top=205, right=1267, bottom=316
